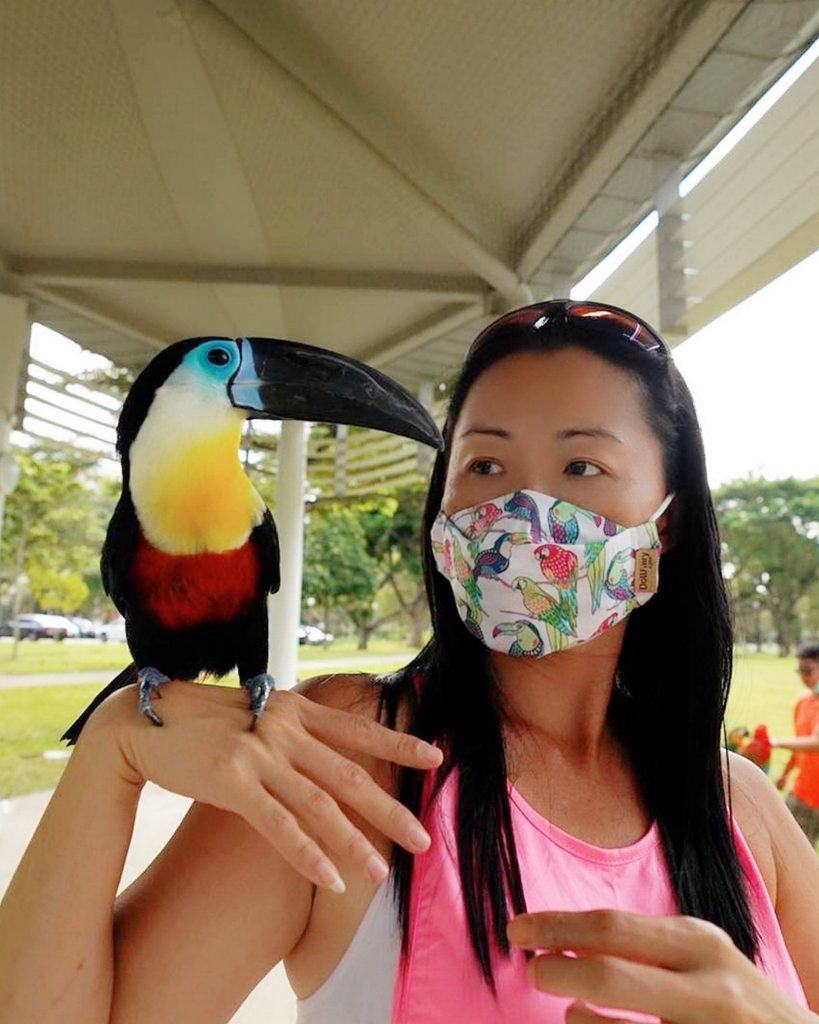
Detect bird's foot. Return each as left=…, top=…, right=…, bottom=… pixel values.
left=137, top=666, right=171, bottom=727
left=241, top=673, right=276, bottom=728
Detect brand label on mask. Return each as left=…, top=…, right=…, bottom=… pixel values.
left=634, top=548, right=659, bottom=594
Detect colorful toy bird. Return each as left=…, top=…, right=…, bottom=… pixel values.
left=61, top=336, right=441, bottom=743
left=493, top=619, right=544, bottom=657
left=503, top=492, right=543, bottom=542
left=732, top=724, right=772, bottom=774
left=512, top=577, right=576, bottom=637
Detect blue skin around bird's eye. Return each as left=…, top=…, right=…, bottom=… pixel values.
left=189, top=340, right=240, bottom=384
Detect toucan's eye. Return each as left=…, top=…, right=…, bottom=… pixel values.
left=207, top=347, right=231, bottom=366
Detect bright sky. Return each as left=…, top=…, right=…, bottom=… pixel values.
left=17, top=247, right=818, bottom=490
left=673, top=246, right=818, bottom=487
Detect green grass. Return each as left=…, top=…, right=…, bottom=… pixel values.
left=0, top=635, right=413, bottom=676
left=0, top=650, right=806, bottom=799
left=0, top=640, right=134, bottom=675
left=0, top=651, right=416, bottom=798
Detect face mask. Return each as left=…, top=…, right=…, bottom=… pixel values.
left=431, top=490, right=674, bottom=657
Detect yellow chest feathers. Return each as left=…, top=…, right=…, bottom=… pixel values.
left=128, top=391, right=265, bottom=555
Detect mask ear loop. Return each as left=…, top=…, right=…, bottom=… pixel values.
left=650, top=492, right=675, bottom=522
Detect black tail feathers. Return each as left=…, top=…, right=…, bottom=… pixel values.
left=60, top=662, right=139, bottom=746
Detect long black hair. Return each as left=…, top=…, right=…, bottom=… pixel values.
left=376, top=307, right=758, bottom=993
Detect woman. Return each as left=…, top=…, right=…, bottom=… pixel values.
left=1, top=301, right=817, bottom=1024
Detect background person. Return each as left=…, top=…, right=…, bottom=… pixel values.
left=772, top=641, right=819, bottom=847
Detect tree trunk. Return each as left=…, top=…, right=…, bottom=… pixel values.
left=409, top=591, right=427, bottom=648
left=357, top=624, right=370, bottom=650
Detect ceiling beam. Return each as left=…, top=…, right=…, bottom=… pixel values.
left=205, top=0, right=530, bottom=307
left=13, top=257, right=486, bottom=300
left=363, top=303, right=483, bottom=370
left=516, top=1, right=746, bottom=282
left=23, top=284, right=166, bottom=352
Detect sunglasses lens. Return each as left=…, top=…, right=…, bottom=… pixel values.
left=467, top=301, right=667, bottom=361
left=568, top=304, right=665, bottom=353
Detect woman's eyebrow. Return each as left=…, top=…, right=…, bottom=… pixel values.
left=459, top=426, right=512, bottom=439
left=556, top=427, right=623, bottom=443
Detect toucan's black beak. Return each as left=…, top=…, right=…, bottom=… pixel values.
left=228, top=337, right=442, bottom=449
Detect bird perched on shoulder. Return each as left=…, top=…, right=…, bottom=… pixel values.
left=61, top=336, right=441, bottom=744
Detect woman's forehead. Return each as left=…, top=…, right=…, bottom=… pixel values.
left=456, top=348, right=648, bottom=436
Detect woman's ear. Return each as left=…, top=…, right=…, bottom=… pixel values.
left=657, top=496, right=682, bottom=554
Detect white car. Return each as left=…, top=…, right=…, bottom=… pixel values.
left=0, top=614, right=80, bottom=641
left=97, top=618, right=127, bottom=643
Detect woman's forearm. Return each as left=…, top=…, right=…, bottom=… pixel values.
left=774, top=736, right=819, bottom=752
left=0, top=723, right=144, bottom=1024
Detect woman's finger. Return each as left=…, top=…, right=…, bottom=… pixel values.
left=528, top=951, right=691, bottom=1022
left=239, top=781, right=348, bottom=893
left=507, top=909, right=737, bottom=972
left=288, top=731, right=433, bottom=855
left=296, top=693, right=443, bottom=769
left=565, top=1002, right=633, bottom=1024
left=267, top=763, right=394, bottom=883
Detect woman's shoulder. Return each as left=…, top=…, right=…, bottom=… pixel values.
left=720, top=749, right=782, bottom=903
left=293, top=671, right=411, bottom=723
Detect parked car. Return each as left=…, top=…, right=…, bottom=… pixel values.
left=69, top=616, right=97, bottom=638
left=298, top=624, right=334, bottom=646
left=97, top=618, right=127, bottom=643
left=0, top=614, right=80, bottom=641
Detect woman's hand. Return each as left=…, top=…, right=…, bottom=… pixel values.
left=506, top=909, right=815, bottom=1023
left=83, top=679, right=441, bottom=895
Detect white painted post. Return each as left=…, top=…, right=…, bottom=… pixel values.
left=0, top=295, right=28, bottom=547
left=266, top=419, right=308, bottom=690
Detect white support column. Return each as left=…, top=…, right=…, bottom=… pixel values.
left=416, top=380, right=435, bottom=476
left=266, top=419, right=308, bottom=690
left=0, top=294, right=29, bottom=545
left=655, top=172, right=691, bottom=346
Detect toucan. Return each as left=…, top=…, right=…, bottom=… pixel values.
left=61, top=336, right=441, bottom=744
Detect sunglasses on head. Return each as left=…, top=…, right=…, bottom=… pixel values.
left=467, top=299, right=669, bottom=360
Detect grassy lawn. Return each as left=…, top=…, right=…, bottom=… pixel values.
left=0, top=635, right=413, bottom=676
left=0, top=650, right=806, bottom=799
left=0, top=648, right=416, bottom=798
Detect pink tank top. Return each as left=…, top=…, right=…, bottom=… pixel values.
left=390, top=751, right=808, bottom=1023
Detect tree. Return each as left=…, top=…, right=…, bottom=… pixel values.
left=358, top=489, right=429, bottom=647
left=303, top=489, right=430, bottom=650
left=303, top=506, right=380, bottom=648
left=714, top=477, right=819, bottom=655
left=0, top=446, right=111, bottom=618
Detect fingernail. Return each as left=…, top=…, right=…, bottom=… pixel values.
left=365, top=853, right=389, bottom=883
left=317, top=863, right=346, bottom=894
left=408, top=825, right=431, bottom=851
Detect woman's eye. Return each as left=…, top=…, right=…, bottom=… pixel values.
left=469, top=459, right=502, bottom=476
left=566, top=460, right=602, bottom=477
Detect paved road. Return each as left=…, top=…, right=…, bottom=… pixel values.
left=0, top=650, right=415, bottom=688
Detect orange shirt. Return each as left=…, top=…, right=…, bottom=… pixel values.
left=791, top=692, right=819, bottom=809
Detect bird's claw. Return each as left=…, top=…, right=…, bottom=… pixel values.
left=137, top=666, right=170, bottom=727
left=241, top=673, right=275, bottom=728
